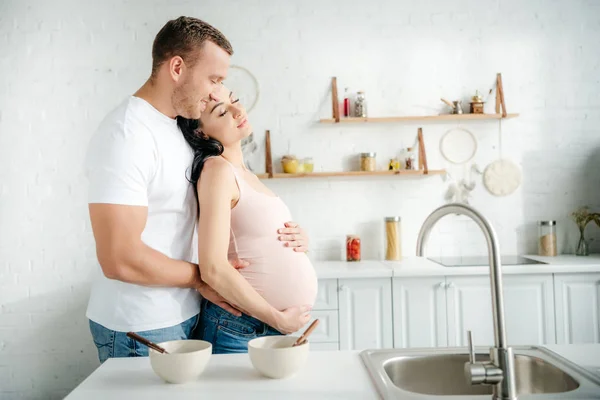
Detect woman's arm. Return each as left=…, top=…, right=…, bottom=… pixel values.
left=197, top=157, right=310, bottom=334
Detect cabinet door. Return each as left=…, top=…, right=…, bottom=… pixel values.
left=293, top=310, right=339, bottom=343
left=313, top=279, right=338, bottom=310
left=446, top=274, right=555, bottom=347
left=392, top=277, right=447, bottom=348
left=554, top=273, right=600, bottom=344
left=338, top=278, right=393, bottom=350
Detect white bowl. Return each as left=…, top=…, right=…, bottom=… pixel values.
left=248, top=336, right=309, bottom=379
left=149, top=339, right=212, bottom=384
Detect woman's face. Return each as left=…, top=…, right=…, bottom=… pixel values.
left=199, top=84, right=252, bottom=146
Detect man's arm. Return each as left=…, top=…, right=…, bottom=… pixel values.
left=89, top=203, right=201, bottom=288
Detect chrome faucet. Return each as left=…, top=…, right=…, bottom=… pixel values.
left=416, top=203, right=517, bottom=400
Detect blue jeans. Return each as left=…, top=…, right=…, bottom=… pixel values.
left=199, top=299, right=282, bottom=354
left=89, top=314, right=200, bottom=363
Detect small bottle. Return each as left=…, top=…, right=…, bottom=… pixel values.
left=343, top=88, right=350, bottom=117
left=538, top=221, right=557, bottom=256
left=354, top=91, right=367, bottom=118
left=346, top=235, right=361, bottom=261
left=405, top=147, right=416, bottom=170
left=385, top=217, right=402, bottom=261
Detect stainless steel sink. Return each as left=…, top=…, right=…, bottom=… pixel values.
left=361, top=346, right=600, bottom=399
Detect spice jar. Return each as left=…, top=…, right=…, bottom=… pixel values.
left=346, top=235, right=361, bottom=262
left=385, top=217, right=402, bottom=261
left=354, top=91, right=367, bottom=118
left=404, top=147, right=416, bottom=170
left=360, top=152, right=376, bottom=171
left=538, top=221, right=557, bottom=257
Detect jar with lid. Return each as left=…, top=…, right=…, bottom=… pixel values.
left=360, top=152, right=376, bottom=171
left=354, top=91, right=367, bottom=118
left=385, top=217, right=402, bottom=261
left=538, top=221, right=557, bottom=256
left=346, top=235, right=361, bottom=261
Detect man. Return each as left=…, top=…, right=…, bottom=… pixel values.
left=84, top=16, right=308, bottom=363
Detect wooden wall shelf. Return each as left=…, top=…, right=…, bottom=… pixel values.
left=319, top=113, right=519, bottom=124
left=257, top=170, right=446, bottom=180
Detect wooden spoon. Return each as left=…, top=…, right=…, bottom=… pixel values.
left=126, top=332, right=169, bottom=354
left=292, top=319, right=320, bottom=347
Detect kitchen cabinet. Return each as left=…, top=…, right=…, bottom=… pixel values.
left=445, top=274, right=555, bottom=347
left=295, top=310, right=339, bottom=344
left=294, top=279, right=340, bottom=350
left=338, top=278, right=393, bottom=350
left=554, top=273, right=600, bottom=344
left=308, top=269, right=596, bottom=352
left=392, top=277, right=448, bottom=348
left=313, top=279, right=338, bottom=310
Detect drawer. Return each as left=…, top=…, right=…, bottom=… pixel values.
left=294, top=310, right=339, bottom=343
left=309, top=342, right=339, bottom=351
left=313, top=279, right=338, bottom=310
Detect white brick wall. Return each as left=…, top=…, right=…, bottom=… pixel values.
left=1, top=0, right=599, bottom=398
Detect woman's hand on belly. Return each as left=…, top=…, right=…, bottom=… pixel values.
left=272, top=304, right=312, bottom=334
left=277, top=221, right=309, bottom=253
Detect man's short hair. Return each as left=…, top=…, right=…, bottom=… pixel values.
left=151, top=16, right=233, bottom=77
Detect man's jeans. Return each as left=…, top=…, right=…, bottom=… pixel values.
left=89, top=314, right=200, bottom=363
left=198, top=298, right=281, bottom=354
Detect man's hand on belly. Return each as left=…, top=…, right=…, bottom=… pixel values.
left=277, top=221, right=309, bottom=253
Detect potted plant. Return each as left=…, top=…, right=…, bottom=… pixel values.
left=570, top=206, right=600, bottom=256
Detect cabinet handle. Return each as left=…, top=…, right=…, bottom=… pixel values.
left=339, top=285, right=346, bottom=292
left=439, top=282, right=446, bottom=288
left=448, top=282, right=455, bottom=288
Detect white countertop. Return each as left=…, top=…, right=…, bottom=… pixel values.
left=65, top=344, right=600, bottom=399
left=313, top=255, right=600, bottom=279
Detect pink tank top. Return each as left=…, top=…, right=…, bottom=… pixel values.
left=223, top=160, right=318, bottom=311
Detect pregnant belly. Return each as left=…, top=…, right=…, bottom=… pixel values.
left=233, top=238, right=318, bottom=311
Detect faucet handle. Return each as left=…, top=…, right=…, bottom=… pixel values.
left=467, top=330, right=475, bottom=363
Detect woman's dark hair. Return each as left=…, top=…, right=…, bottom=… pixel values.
left=177, top=116, right=224, bottom=201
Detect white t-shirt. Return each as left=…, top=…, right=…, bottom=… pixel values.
left=84, top=96, right=200, bottom=332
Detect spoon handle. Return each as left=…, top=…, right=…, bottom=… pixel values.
left=293, top=319, right=320, bottom=347
left=126, top=332, right=169, bottom=354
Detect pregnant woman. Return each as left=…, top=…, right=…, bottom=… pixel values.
left=177, top=84, right=317, bottom=354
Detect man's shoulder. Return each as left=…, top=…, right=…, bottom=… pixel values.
left=93, top=97, right=154, bottom=142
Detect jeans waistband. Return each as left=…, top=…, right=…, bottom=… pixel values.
left=201, top=298, right=279, bottom=334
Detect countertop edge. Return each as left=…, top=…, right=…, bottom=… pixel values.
left=313, top=256, right=600, bottom=280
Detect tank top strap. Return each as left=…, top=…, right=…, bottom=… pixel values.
left=217, top=156, right=246, bottom=196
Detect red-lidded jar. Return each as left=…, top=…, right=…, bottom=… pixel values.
left=346, top=235, right=361, bottom=262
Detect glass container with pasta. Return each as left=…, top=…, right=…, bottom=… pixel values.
left=385, top=217, right=402, bottom=261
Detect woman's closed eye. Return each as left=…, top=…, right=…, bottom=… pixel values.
left=218, top=98, right=240, bottom=117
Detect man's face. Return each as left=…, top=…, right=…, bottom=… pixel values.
left=172, top=40, right=230, bottom=119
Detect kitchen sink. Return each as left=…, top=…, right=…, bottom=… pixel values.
left=361, top=346, right=600, bottom=399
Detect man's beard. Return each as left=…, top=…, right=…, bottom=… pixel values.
left=173, top=85, right=200, bottom=119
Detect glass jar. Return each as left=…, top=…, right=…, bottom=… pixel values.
left=346, top=235, right=361, bottom=262
left=354, top=91, right=367, bottom=118
left=404, top=147, right=416, bottom=170
left=538, top=221, right=557, bottom=257
left=302, top=157, right=314, bottom=173
left=385, top=217, right=402, bottom=261
left=360, top=152, right=376, bottom=171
